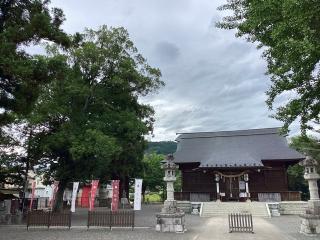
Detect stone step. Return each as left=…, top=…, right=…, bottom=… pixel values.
left=201, top=202, right=270, bottom=217
left=176, top=201, right=192, bottom=213
left=278, top=201, right=307, bottom=215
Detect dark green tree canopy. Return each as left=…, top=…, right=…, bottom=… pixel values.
left=217, top=0, right=320, bottom=134
left=146, top=141, right=177, bottom=155
left=288, top=134, right=320, bottom=199
left=142, top=153, right=164, bottom=193
left=0, top=0, right=69, bottom=126
left=31, top=26, right=163, bottom=187
left=290, top=135, right=320, bottom=170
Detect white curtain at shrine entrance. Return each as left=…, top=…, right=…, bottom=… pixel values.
left=214, top=171, right=250, bottom=200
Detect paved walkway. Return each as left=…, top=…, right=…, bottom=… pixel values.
left=192, top=216, right=311, bottom=240
left=0, top=204, right=316, bottom=240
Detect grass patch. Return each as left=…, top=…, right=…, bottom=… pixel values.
left=145, top=192, right=162, bottom=203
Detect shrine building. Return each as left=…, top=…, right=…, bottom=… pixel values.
left=173, top=128, right=305, bottom=202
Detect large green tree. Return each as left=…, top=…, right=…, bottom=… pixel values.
left=0, top=0, right=69, bottom=128
left=30, top=26, right=163, bottom=210
left=217, top=0, right=320, bottom=134
left=141, top=152, right=181, bottom=202
left=141, top=153, right=164, bottom=200
left=0, top=1, right=69, bottom=192
left=288, top=135, right=320, bottom=200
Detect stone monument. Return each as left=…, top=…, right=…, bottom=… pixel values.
left=156, top=154, right=186, bottom=233
left=120, top=190, right=130, bottom=208
left=299, top=155, right=320, bottom=235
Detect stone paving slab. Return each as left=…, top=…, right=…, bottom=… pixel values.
left=0, top=204, right=317, bottom=240
left=193, top=216, right=313, bottom=240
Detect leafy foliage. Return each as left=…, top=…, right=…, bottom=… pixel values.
left=142, top=153, right=164, bottom=193
left=27, top=26, right=163, bottom=209
left=0, top=0, right=69, bottom=127
left=288, top=135, right=320, bottom=200
left=0, top=0, right=69, bottom=187
left=0, top=152, right=24, bottom=186
left=0, top=123, right=37, bottom=188
left=287, top=164, right=309, bottom=200
left=146, top=141, right=177, bottom=155
left=217, top=0, right=320, bottom=134
left=141, top=151, right=181, bottom=201
left=290, top=135, right=320, bottom=171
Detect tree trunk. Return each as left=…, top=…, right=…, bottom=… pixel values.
left=53, top=180, right=67, bottom=212
left=119, top=175, right=129, bottom=199
left=142, top=185, right=146, bottom=203
left=21, top=157, right=29, bottom=212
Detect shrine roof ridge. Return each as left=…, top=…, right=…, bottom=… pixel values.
left=176, top=127, right=281, bottom=140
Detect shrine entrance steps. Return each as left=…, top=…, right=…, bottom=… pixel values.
left=200, top=202, right=270, bottom=218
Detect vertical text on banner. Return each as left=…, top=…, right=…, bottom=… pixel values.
left=134, top=179, right=143, bottom=210
left=111, top=180, right=120, bottom=211
left=71, top=182, right=79, bottom=212
left=89, top=180, right=99, bottom=211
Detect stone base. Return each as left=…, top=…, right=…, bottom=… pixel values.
left=156, top=212, right=186, bottom=233
left=268, top=203, right=280, bottom=217
left=300, top=214, right=320, bottom=235
left=307, top=200, right=320, bottom=215
left=162, top=200, right=180, bottom=214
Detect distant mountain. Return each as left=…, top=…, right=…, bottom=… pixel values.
left=146, top=141, right=177, bottom=155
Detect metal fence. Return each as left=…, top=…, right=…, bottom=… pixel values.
left=87, top=210, right=134, bottom=230
left=228, top=213, right=253, bottom=233
left=27, top=210, right=71, bottom=230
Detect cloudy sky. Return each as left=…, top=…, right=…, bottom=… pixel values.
left=50, top=0, right=300, bottom=141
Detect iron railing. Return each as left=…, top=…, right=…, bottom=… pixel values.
left=228, top=213, right=253, bottom=233
left=27, top=210, right=71, bottom=230
left=87, top=210, right=134, bottom=230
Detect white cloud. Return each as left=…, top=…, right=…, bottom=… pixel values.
left=50, top=0, right=296, bottom=141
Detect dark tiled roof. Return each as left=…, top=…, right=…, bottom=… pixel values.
left=174, top=127, right=304, bottom=168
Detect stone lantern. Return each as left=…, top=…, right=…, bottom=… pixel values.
left=302, top=156, right=320, bottom=202
left=156, top=154, right=186, bottom=233
left=299, top=155, right=320, bottom=235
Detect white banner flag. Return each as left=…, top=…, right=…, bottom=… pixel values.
left=71, top=182, right=79, bottom=212
left=134, top=179, right=143, bottom=210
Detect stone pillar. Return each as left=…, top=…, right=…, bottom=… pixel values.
left=308, top=179, right=319, bottom=201
left=166, top=180, right=174, bottom=201
left=299, top=155, right=320, bottom=236
left=215, top=174, right=220, bottom=201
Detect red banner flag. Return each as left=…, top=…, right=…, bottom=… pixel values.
left=29, top=181, right=36, bottom=210
left=89, top=180, right=99, bottom=211
left=111, top=180, right=120, bottom=212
